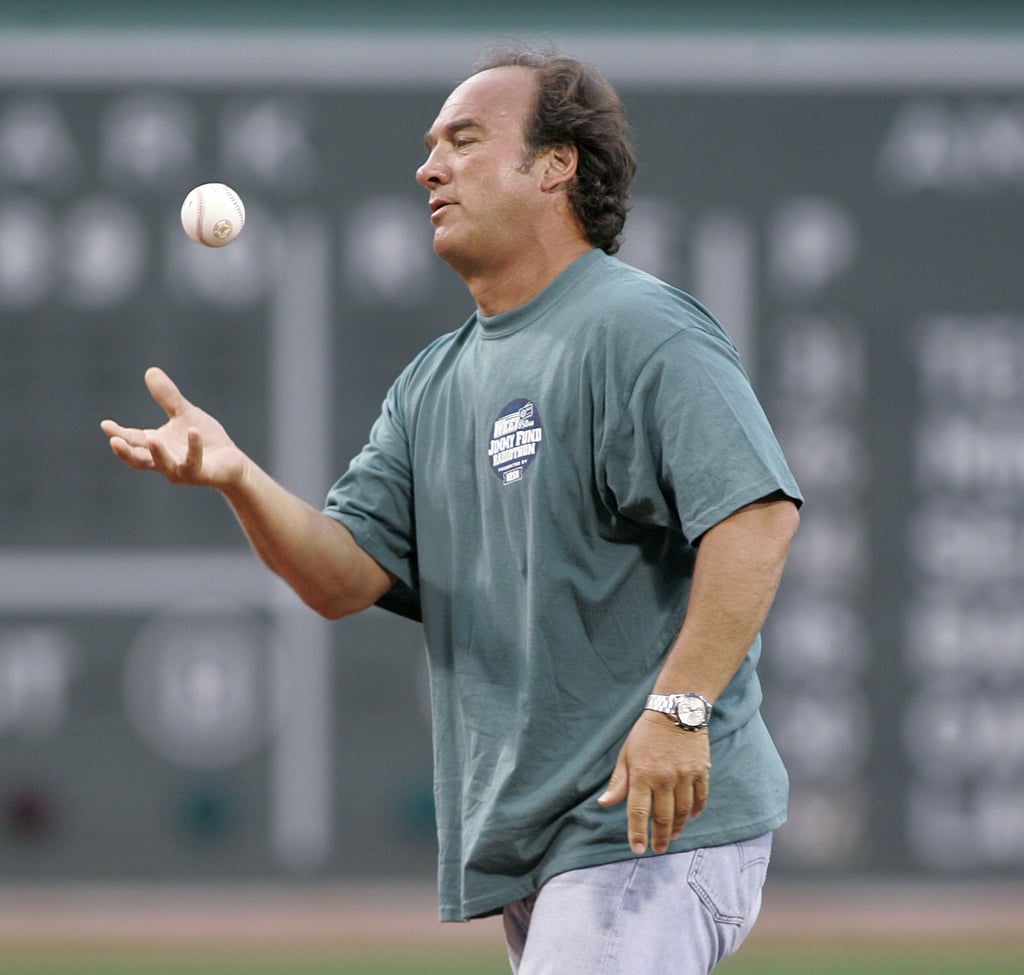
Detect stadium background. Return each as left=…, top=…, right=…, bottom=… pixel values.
left=1, top=1, right=1022, bottom=971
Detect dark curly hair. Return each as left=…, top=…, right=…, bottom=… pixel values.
left=473, top=45, right=637, bottom=255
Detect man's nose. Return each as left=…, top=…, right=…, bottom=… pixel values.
left=416, top=148, right=449, bottom=188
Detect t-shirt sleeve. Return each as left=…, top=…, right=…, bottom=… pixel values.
left=322, top=379, right=422, bottom=621
left=600, top=326, right=802, bottom=544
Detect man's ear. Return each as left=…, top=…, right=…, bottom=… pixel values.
left=541, top=144, right=578, bottom=192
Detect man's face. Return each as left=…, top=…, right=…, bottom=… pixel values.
left=417, top=66, right=546, bottom=275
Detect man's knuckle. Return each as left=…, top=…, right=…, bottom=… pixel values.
left=634, top=766, right=669, bottom=788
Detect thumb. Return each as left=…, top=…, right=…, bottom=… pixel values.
left=598, top=760, right=628, bottom=807
left=144, top=366, right=189, bottom=419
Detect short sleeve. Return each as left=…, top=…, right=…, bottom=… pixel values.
left=599, top=327, right=801, bottom=543
left=323, top=379, right=422, bottom=621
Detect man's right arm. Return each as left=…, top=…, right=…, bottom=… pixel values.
left=101, top=366, right=394, bottom=619
left=221, top=460, right=395, bottom=619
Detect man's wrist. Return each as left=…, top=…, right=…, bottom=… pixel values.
left=644, top=691, right=713, bottom=731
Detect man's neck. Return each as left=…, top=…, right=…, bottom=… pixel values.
left=466, top=239, right=594, bottom=317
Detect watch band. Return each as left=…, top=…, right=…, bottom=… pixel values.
left=645, top=693, right=682, bottom=715
left=644, top=691, right=713, bottom=730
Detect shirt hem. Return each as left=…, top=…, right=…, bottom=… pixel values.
left=437, top=809, right=788, bottom=923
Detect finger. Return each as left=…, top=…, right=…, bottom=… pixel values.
left=598, top=759, right=628, bottom=807
left=144, top=366, right=190, bottom=420
left=146, top=432, right=183, bottom=478
left=626, top=784, right=652, bottom=855
left=670, top=771, right=710, bottom=840
left=649, top=784, right=676, bottom=854
left=145, top=428, right=205, bottom=483
left=101, top=419, right=149, bottom=449
left=670, top=778, right=696, bottom=840
left=183, top=428, right=205, bottom=478
left=690, top=772, right=709, bottom=820
left=107, top=435, right=156, bottom=470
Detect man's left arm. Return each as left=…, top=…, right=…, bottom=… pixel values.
left=598, top=491, right=800, bottom=855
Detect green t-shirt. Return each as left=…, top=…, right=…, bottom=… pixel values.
left=324, top=249, right=802, bottom=921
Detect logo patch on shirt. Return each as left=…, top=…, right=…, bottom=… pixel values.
left=487, top=399, right=543, bottom=485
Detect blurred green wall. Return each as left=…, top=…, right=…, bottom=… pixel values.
left=3, top=0, right=1024, bottom=32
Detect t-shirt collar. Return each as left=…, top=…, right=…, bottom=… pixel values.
left=476, top=249, right=604, bottom=338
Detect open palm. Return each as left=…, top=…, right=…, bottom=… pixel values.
left=100, top=367, right=246, bottom=489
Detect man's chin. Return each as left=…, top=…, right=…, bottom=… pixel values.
left=432, top=232, right=465, bottom=267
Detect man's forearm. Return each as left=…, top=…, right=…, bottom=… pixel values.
left=652, top=494, right=800, bottom=703
left=222, top=460, right=394, bottom=620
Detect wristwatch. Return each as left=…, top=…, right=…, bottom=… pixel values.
left=645, top=692, right=713, bottom=731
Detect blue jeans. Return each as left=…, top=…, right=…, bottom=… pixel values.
left=502, top=833, right=772, bottom=975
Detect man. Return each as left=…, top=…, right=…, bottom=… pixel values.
left=102, top=47, right=801, bottom=975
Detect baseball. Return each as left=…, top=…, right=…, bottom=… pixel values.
left=180, top=183, right=246, bottom=247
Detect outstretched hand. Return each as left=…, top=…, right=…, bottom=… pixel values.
left=100, top=367, right=246, bottom=489
left=598, top=712, right=711, bottom=855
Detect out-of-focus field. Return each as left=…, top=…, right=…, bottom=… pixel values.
left=0, top=880, right=1021, bottom=974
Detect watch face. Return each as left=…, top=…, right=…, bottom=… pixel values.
left=676, top=697, right=708, bottom=727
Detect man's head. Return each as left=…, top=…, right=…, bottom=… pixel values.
left=471, top=45, right=636, bottom=256
left=416, top=48, right=635, bottom=310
